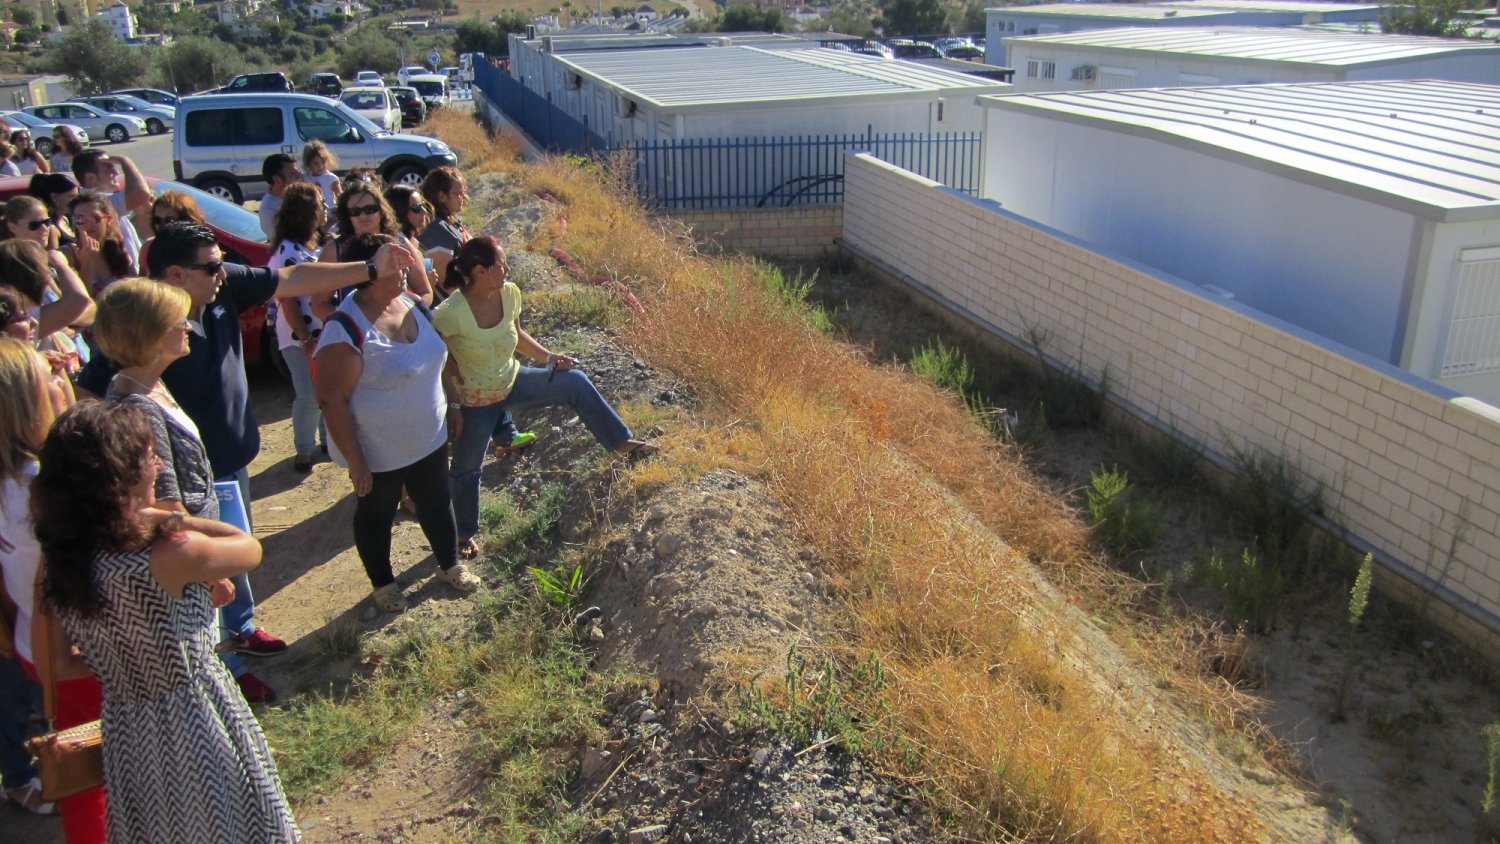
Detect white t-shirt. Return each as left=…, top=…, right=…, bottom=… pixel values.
left=269, top=239, right=322, bottom=349
left=0, top=461, right=41, bottom=663
left=102, top=191, right=144, bottom=271
left=307, top=171, right=339, bottom=212
left=258, top=192, right=281, bottom=240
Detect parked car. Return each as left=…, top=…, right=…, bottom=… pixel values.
left=110, top=87, right=180, bottom=107
left=354, top=70, right=384, bottom=87
left=308, top=72, right=343, bottom=98
left=69, top=95, right=175, bottom=135
left=340, top=86, right=400, bottom=133
left=25, top=102, right=145, bottom=143
left=407, top=74, right=448, bottom=111
left=888, top=40, right=943, bottom=60
left=853, top=42, right=894, bottom=59
left=213, top=72, right=293, bottom=94
left=389, top=85, right=426, bottom=128
left=395, top=65, right=428, bottom=86
left=0, top=110, right=79, bottom=156
left=440, top=66, right=462, bottom=85
left=173, top=92, right=457, bottom=203
left=942, top=44, right=986, bottom=60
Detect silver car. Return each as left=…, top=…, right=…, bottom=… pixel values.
left=25, top=102, right=147, bottom=143
left=0, top=110, right=84, bottom=156
left=70, top=95, right=176, bottom=135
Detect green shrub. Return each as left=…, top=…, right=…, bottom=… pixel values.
left=1203, top=547, right=1283, bottom=632
left=1086, top=465, right=1164, bottom=557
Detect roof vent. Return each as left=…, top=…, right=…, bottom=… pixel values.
left=541, top=36, right=554, bottom=53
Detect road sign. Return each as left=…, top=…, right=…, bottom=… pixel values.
left=428, top=50, right=441, bottom=68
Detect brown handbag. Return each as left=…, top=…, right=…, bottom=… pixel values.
left=25, top=563, right=104, bottom=802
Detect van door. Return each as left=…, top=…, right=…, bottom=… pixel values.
left=232, top=106, right=288, bottom=199
left=292, top=104, right=377, bottom=169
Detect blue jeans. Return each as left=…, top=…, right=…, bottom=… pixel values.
left=280, top=344, right=326, bottom=457
left=0, top=656, right=40, bottom=786
left=216, top=467, right=256, bottom=678
left=450, top=367, right=631, bottom=539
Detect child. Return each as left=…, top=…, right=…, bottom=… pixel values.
left=302, top=140, right=341, bottom=219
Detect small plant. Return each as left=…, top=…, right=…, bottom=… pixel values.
left=546, top=285, right=621, bottom=327
left=528, top=562, right=585, bottom=608
left=1333, top=553, right=1373, bottom=719
left=742, top=645, right=892, bottom=754
left=910, top=339, right=974, bottom=396
left=756, top=262, right=831, bottom=333
left=1483, top=721, right=1500, bottom=815
left=1203, top=547, right=1284, bottom=633
left=1087, top=465, right=1165, bottom=557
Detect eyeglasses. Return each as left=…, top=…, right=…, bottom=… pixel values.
left=19, top=219, right=45, bottom=231
left=349, top=203, right=381, bottom=217
left=178, top=260, right=224, bottom=275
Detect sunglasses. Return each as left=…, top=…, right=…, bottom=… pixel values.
left=409, top=202, right=430, bottom=214
left=178, top=260, right=224, bottom=275
left=18, top=219, right=45, bottom=231
left=349, top=203, right=381, bottom=217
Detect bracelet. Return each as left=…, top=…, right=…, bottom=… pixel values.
left=448, top=402, right=462, bottom=410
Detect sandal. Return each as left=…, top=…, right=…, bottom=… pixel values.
left=458, top=536, right=481, bottom=560
left=614, top=440, right=660, bottom=464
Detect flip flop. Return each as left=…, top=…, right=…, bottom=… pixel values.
left=458, top=537, right=481, bottom=560
left=615, top=440, right=660, bottom=464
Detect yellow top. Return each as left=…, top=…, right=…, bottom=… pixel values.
left=431, top=283, right=523, bottom=406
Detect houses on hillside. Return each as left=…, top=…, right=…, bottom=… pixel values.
left=1004, top=27, right=1500, bottom=92
left=977, top=80, right=1500, bottom=404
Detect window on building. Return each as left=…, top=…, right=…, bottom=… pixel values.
left=1006, top=21, right=1015, bottom=32
left=1023, top=27, right=1037, bottom=35
left=1042, top=61, right=1056, bottom=80
left=1026, top=60, right=1039, bottom=78
left=1441, top=249, right=1500, bottom=377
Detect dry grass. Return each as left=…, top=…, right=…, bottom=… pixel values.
left=437, top=120, right=1271, bottom=841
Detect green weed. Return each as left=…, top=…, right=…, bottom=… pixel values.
left=1111, top=423, right=1203, bottom=489
left=546, top=285, right=621, bottom=328
left=910, top=339, right=974, bottom=396
left=481, top=482, right=568, bottom=569
left=742, top=645, right=894, bottom=756
left=1483, top=722, right=1500, bottom=814
left=528, top=562, right=586, bottom=608
left=1333, top=553, right=1373, bottom=719
left=1203, top=548, right=1284, bottom=633
left=1086, top=466, right=1165, bottom=557
left=757, top=262, right=831, bottom=333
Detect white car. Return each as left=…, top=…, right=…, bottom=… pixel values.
left=340, top=87, right=399, bottom=133
left=354, top=70, right=384, bottom=87
left=25, top=102, right=146, bottom=143
left=407, top=74, right=449, bottom=111
left=70, top=95, right=176, bottom=135
left=0, top=110, right=85, bottom=156
left=395, top=66, right=427, bottom=86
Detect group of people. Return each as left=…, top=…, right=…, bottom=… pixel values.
left=0, top=143, right=657, bottom=842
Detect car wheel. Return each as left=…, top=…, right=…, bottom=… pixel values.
left=386, top=165, right=425, bottom=187
left=35, top=138, right=53, bottom=157
left=197, top=178, right=242, bottom=204
left=105, top=124, right=128, bottom=143
left=145, top=118, right=165, bottom=134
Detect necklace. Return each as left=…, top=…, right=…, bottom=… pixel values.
left=114, top=372, right=180, bottom=408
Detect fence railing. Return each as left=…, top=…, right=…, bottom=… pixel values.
left=473, top=58, right=981, bottom=209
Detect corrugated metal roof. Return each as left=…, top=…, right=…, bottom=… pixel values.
left=1165, top=0, right=1380, bottom=13
left=1005, top=26, right=1500, bottom=65
left=989, top=3, right=1238, bottom=20
left=555, top=46, right=1012, bottom=107
left=981, top=80, right=1500, bottom=216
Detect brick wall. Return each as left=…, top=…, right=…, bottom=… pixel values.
left=662, top=207, right=843, bottom=260
left=842, top=153, right=1500, bottom=651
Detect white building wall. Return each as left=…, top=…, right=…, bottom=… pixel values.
left=1408, top=218, right=1500, bottom=403
left=982, top=106, right=1416, bottom=363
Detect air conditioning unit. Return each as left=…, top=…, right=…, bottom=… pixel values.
left=618, top=97, right=637, bottom=119
left=541, top=36, right=554, bottom=53
left=1071, top=65, right=1096, bottom=81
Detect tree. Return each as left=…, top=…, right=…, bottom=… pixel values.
left=155, top=35, right=245, bottom=92
left=452, top=12, right=528, bottom=57
left=879, top=0, right=948, bottom=36
left=718, top=4, right=787, bottom=32
left=1382, top=0, right=1474, bottom=36
left=43, top=19, right=147, bottom=94
left=337, top=26, right=400, bottom=77
left=824, top=7, right=876, bottom=37
left=11, top=6, right=36, bottom=28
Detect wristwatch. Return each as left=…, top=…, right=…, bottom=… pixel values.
left=364, top=260, right=378, bottom=281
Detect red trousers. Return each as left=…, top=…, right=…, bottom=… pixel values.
left=21, top=659, right=106, bottom=844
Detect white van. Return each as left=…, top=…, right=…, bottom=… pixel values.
left=173, top=93, right=458, bottom=204
left=407, top=74, right=449, bottom=111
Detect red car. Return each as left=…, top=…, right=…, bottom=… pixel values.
left=0, top=175, right=278, bottom=365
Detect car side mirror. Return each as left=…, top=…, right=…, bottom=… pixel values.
left=344, top=126, right=362, bottom=143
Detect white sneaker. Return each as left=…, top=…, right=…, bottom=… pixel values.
left=434, top=563, right=481, bottom=593
left=6, top=777, right=57, bottom=815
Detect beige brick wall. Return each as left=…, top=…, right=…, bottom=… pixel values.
left=662, top=207, right=844, bottom=260
left=842, top=153, right=1500, bottom=651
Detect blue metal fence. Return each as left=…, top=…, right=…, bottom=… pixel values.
left=473, top=59, right=981, bottom=209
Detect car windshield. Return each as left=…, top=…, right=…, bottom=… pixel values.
left=393, top=89, right=417, bottom=103
left=411, top=80, right=443, bottom=96
left=331, top=100, right=386, bottom=134
left=120, top=96, right=160, bottom=111
left=6, top=111, right=48, bottom=129
left=154, top=180, right=266, bottom=245
left=343, top=92, right=386, bottom=110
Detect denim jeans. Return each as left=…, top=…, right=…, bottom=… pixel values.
left=279, top=344, right=326, bottom=457
left=216, top=466, right=256, bottom=678
left=353, top=443, right=458, bottom=588
left=0, top=656, right=40, bottom=787
left=450, top=367, right=631, bottom=539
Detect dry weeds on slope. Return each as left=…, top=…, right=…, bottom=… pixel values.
left=428, top=111, right=1273, bottom=841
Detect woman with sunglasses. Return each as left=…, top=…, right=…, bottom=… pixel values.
left=9, top=129, right=48, bottom=176
left=29, top=172, right=79, bottom=248
left=384, top=184, right=441, bottom=299
left=4, top=195, right=58, bottom=250
left=48, top=126, right=85, bottom=174
left=138, top=191, right=207, bottom=272
left=66, top=194, right=133, bottom=295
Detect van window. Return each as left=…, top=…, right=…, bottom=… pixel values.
left=294, top=106, right=359, bottom=144
left=185, top=107, right=283, bottom=147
